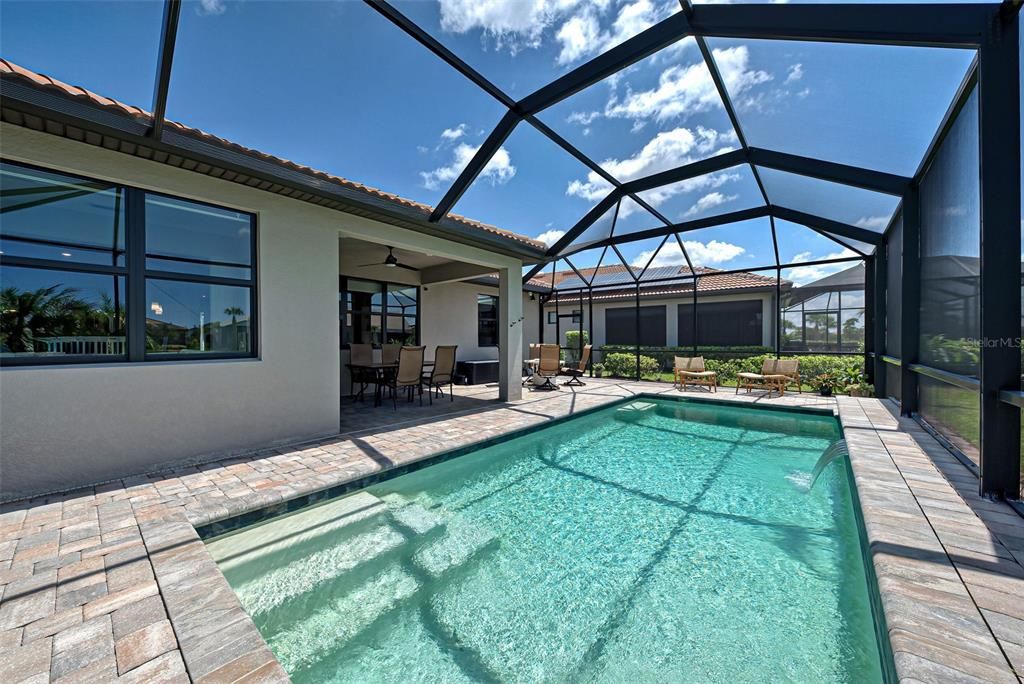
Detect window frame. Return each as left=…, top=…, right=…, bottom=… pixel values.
left=477, top=293, right=499, bottom=347
left=547, top=310, right=581, bottom=325
left=338, top=276, right=420, bottom=348
left=0, top=159, right=259, bottom=366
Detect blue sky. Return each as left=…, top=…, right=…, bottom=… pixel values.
left=1, top=0, right=982, bottom=282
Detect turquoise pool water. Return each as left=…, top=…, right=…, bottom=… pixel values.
left=206, top=399, right=885, bottom=683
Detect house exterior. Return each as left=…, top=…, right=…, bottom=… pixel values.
left=0, top=60, right=546, bottom=500
left=538, top=265, right=788, bottom=352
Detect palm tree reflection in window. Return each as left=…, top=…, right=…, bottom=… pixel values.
left=0, top=284, right=125, bottom=355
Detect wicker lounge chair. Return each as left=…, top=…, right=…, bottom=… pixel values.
left=385, top=346, right=425, bottom=408
left=674, top=356, right=717, bottom=392
left=560, top=344, right=592, bottom=386
left=736, top=358, right=801, bottom=396
left=422, top=345, right=457, bottom=403
left=534, top=344, right=561, bottom=390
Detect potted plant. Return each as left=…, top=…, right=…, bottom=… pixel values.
left=848, top=381, right=874, bottom=397
left=592, top=363, right=605, bottom=378
left=811, top=372, right=839, bottom=397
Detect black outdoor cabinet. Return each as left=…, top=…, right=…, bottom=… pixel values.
left=457, top=360, right=500, bottom=385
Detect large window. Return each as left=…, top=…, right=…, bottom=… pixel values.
left=0, top=161, right=256, bottom=363
left=340, top=278, right=418, bottom=346
left=478, top=294, right=498, bottom=347
left=678, top=300, right=763, bottom=347
left=605, top=305, right=666, bottom=346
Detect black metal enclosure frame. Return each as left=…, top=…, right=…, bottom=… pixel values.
left=0, top=2, right=1020, bottom=500
left=363, top=0, right=1023, bottom=501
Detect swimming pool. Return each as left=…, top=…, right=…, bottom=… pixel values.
left=206, top=398, right=887, bottom=682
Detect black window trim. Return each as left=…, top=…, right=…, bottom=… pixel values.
left=338, top=276, right=421, bottom=348
left=0, top=159, right=259, bottom=366
left=477, top=293, right=499, bottom=348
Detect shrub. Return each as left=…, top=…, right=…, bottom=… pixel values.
left=603, top=352, right=660, bottom=379
left=563, top=330, right=590, bottom=366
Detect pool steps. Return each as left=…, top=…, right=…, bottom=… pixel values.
left=210, top=491, right=500, bottom=675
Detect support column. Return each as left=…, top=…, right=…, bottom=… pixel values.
left=864, top=256, right=875, bottom=383
left=498, top=266, right=524, bottom=402
left=900, top=185, right=921, bottom=415
left=978, top=12, right=1021, bottom=498
left=871, top=249, right=887, bottom=397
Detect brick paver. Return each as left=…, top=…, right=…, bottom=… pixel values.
left=0, top=379, right=1020, bottom=682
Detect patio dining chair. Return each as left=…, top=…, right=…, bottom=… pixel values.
left=381, top=344, right=401, bottom=366
left=534, top=343, right=561, bottom=390
left=384, top=346, right=425, bottom=408
left=422, top=345, right=457, bottom=403
left=674, top=356, right=717, bottom=392
left=560, top=344, right=591, bottom=386
left=349, top=343, right=374, bottom=401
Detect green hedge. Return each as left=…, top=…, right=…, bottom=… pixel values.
left=603, top=352, right=660, bottom=380
left=599, top=350, right=862, bottom=385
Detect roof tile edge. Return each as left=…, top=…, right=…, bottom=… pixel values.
left=0, top=58, right=548, bottom=253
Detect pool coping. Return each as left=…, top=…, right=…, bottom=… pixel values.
left=2, top=385, right=1020, bottom=682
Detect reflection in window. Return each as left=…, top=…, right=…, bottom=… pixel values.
left=386, top=284, right=418, bottom=345
left=0, top=163, right=125, bottom=266
left=340, top=279, right=418, bottom=346
left=478, top=294, right=499, bottom=347
left=146, top=195, right=253, bottom=279
left=145, top=280, right=250, bottom=354
left=0, top=267, right=126, bottom=358
left=1, top=161, right=257, bottom=363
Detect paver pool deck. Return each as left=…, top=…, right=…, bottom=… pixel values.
left=0, top=378, right=1021, bottom=682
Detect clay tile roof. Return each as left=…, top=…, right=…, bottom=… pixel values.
left=0, top=58, right=546, bottom=252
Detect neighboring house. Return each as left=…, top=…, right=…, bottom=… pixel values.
left=0, top=59, right=545, bottom=499
left=537, top=265, right=790, bottom=351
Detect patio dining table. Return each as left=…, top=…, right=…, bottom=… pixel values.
left=347, top=360, right=434, bottom=407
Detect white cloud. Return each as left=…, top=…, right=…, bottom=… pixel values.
left=420, top=143, right=516, bottom=191
left=535, top=229, right=567, bottom=246
left=683, top=191, right=738, bottom=218
left=855, top=216, right=889, bottom=231
left=785, top=63, right=804, bottom=84
left=556, top=0, right=674, bottom=65
left=782, top=248, right=857, bottom=285
left=556, top=10, right=603, bottom=64
left=565, top=126, right=738, bottom=209
left=567, top=110, right=601, bottom=126
left=197, top=0, right=225, bottom=15
left=605, top=46, right=770, bottom=124
left=632, top=238, right=745, bottom=268
left=440, top=124, right=468, bottom=142
left=438, top=0, right=578, bottom=54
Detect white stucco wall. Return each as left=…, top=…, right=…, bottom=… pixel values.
left=0, top=124, right=529, bottom=499
left=0, top=125, right=342, bottom=499
left=419, top=281, right=535, bottom=364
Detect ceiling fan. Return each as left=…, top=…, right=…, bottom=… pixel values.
left=357, top=246, right=419, bottom=272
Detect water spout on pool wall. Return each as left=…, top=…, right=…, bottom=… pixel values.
left=808, top=440, right=849, bottom=491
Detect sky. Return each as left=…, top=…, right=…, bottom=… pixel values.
left=0, top=0, right=984, bottom=283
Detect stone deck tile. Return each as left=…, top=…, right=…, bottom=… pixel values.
left=840, top=397, right=1024, bottom=682
left=0, top=380, right=1021, bottom=682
